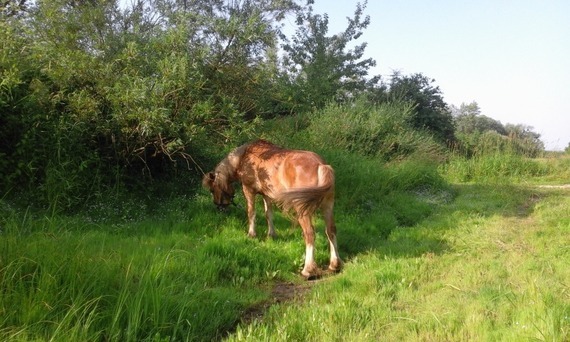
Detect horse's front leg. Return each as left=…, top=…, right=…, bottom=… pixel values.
left=262, top=195, right=276, bottom=239
left=243, top=186, right=257, bottom=238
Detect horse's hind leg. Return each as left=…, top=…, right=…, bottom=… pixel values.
left=298, top=214, right=318, bottom=278
left=262, top=196, right=277, bottom=239
left=322, top=198, right=342, bottom=272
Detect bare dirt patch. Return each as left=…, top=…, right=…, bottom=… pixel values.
left=239, top=281, right=313, bottom=325
left=220, top=267, right=339, bottom=340
left=219, top=281, right=312, bottom=340
left=234, top=268, right=339, bottom=328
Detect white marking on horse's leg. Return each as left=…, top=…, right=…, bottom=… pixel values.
left=263, top=196, right=276, bottom=239
left=248, top=211, right=256, bottom=237
left=323, top=200, right=342, bottom=271
left=299, top=215, right=318, bottom=277
left=303, top=243, right=316, bottom=278
left=327, top=235, right=341, bottom=272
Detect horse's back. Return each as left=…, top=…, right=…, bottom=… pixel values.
left=280, top=152, right=326, bottom=188
left=238, top=140, right=331, bottom=195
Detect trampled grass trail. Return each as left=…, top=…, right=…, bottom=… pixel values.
left=228, top=184, right=570, bottom=341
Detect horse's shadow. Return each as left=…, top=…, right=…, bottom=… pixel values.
left=229, top=194, right=445, bottom=258
left=332, top=183, right=545, bottom=262
left=225, top=182, right=544, bottom=274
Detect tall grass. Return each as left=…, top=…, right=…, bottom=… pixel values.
left=305, top=99, right=446, bottom=162
left=0, top=204, right=277, bottom=341
left=442, top=152, right=551, bottom=183
left=0, top=126, right=451, bottom=341
left=3, top=103, right=564, bottom=340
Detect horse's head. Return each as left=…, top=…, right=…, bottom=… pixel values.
left=202, top=171, right=235, bottom=211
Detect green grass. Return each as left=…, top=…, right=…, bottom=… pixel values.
left=441, top=153, right=550, bottom=184
left=0, top=150, right=446, bottom=341
left=228, top=184, right=570, bottom=341
left=1, top=151, right=569, bottom=341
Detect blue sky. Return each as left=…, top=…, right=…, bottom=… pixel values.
left=312, top=0, right=570, bottom=150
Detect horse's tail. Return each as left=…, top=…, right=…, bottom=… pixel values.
left=276, top=165, right=335, bottom=217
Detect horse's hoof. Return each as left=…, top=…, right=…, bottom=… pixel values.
left=306, top=274, right=319, bottom=281
left=328, top=259, right=343, bottom=273
left=328, top=265, right=342, bottom=273
left=302, top=271, right=320, bottom=281
left=301, top=267, right=323, bottom=281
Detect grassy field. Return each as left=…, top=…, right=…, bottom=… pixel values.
left=229, top=183, right=570, bottom=341
left=1, top=153, right=569, bottom=341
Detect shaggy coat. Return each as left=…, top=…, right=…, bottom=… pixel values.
left=203, top=140, right=341, bottom=278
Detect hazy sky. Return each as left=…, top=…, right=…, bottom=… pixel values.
left=312, top=0, right=570, bottom=150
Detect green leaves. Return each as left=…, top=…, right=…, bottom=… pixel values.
left=2, top=0, right=546, bottom=213
left=1, top=0, right=304, bottom=209
left=282, top=1, right=378, bottom=112
left=453, top=101, right=545, bottom=157
left=387, top=72, right=455, bottom=143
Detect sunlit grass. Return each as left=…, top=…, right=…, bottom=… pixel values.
left=0, top=205, right=283, bottom=341
left=0, top=148, right=450, bottom=341
left=228, top=183, right=570, bottom=341
left=1, top=153, right=568, bottom=341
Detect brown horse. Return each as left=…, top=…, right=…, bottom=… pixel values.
left=202, top=140, right=342, bottom=278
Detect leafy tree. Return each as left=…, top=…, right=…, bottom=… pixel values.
left=451, top=101, right=544, bottom=157
left=387, top=72, right=455, bottom=143
left=0, top=0, right=301, bottom=210
left=281, top=0, right=379, bottom=112
left=1, top=0, right=29, bottom=17
left=155, top=0, right=301, bottom=119
left=450, top=101, right=481, bottom=117
left=453, top=102, right=506, bottom=135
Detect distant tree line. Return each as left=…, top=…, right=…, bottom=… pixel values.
left=0, top=0, right=544, bottom=209
left=451, top=102, right=544, bottom=157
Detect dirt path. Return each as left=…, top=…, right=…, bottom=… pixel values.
left=536, top=184, right=570, bottom=189
left=242, top=282, right=312, bottom=323
left=221, top=281, right=313, bottom=340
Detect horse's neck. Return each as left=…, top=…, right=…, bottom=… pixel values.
left=216, top=143, right=248, bottom=180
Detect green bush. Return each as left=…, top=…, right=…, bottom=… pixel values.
left=1, top=0, right=283, bottom=210
left=455, top=130, right=544, bottom=158
left=442, top=153, right=550, bottom=183
left=306, top=99, right=446, bottom=162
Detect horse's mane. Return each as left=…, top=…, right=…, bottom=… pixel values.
left=213, top=142, right=250, bottom=189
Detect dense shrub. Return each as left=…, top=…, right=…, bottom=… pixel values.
left=442, top=153, right=550, bottom=183
left=1, top=0, right=300, bottom=210
left=1, top=0, right=547, bottom=213
left=454, top=130, right=545, bottom=158
left=306, top=99, right=446, bottom=161
left=452, top=102, right=545, bottom=158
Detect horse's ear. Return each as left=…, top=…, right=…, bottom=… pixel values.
left=202, top=172, right=216, bottom=189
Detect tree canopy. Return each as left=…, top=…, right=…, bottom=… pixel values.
left=382, top=72, right=455, bottom=143
left=452, top=102, right=544, bottom=157
left=0, top=0, right=546, bottom=210
left=281, top=0, right=379, bottom=112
